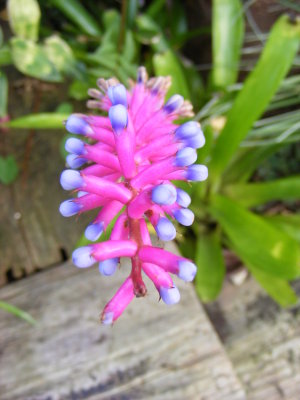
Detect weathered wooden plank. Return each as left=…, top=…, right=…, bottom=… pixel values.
left=0, top=247, right=246, bottom=400
left=0, top=129, right=90, bottom=286
left=206, top=276, right=300, bottom=400
left=0, top=77, right=89, bottom=286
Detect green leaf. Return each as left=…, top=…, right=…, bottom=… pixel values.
left=49, top=0, right=101, bottom=36
left=153, top=49, right=191, bottom=99
left=210, top=15, right=300, bottom=181
left=7, top=113, right=68, bottom=129
left=122, top=31, right=137, bottom=63
left=7, top=0, right=41, bottom=41
left=10, top=38, right=61, bottom=82
left=224, top=175, right=300, bottom=207
left=182, top=62, right=204, bottom=109
left=55, top=102, right=73, bottom=115
left=0, top=301, right=36, bottom=325
left=264, top=214, right=300, bottom=244
left=250, top=268, right=297, bottom=307
left=195, top=231, right=225, bottom=302
left=212, top=0, right=244, bottom=88
left=0, top=71, right=8, bottom=118
left=43, top=35, right=75, bottom=74
left=135, top=14, right=167, bottom=51
left=68, top=80, right=90, bottom=100
left=210, top=195, right=300, bottom=279
left=0, top=155, right=19, bottom=185
left=223, top=144, right=282, bottom=184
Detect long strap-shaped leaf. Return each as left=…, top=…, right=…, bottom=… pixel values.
left=210, top=15, right=300, bottom=182
left=212, top=0, right=244, bottom=89
left=50, top=0, right=101, bottom=36
left=195, top=230, right=225, bottom=302
left=224, top=175, right=300, bottom=207
left=210, top=195, right=300, bottom=280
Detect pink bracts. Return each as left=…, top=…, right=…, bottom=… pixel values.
left=59, top=67, right=207, bottom=324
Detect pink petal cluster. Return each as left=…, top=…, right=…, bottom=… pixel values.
left=59, top=67, right=208, bottom=324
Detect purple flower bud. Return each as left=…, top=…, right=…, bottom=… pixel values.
left=85, top=221, right=104, bottom=241
left=59, top=200, right=81, bottom=217
left=175, top=121, right=201, bottom=139
left=184, top=131, right=205, bottom=149
left=163, top=95, right=184, bottom=114
left=65, top=114, right=93, bottom=136
left=109, top=104, right=128, bottom=135
left=72, top=246, right=96, bottom=268
left=60, top=170, right=84, bottom=190
left=175, top=147, right=197, bottom=167
left=173, top=208, right=194, bottom=226
left=66, top=154, right=87, bottom=169
left=65, top=138, right=86, bottom=155
left=176, top=188, right=191, bottom=208
left=77, top=191, right=88, bottom=197
left=151, top=184, right=177, bottom=205
left=107, top=84, right=128, bottom=107
left=155, top=218, right=176, bottom=241
left=102, top=311, right=114, bottom=325
left=160, top=286, right=180, bottom=305
left=178, top=260, right=197, bottom=282
left=186, top=165, right=208, bottom=181
left=99, top=258, right=118, bottom=276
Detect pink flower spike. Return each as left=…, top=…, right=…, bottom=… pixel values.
left=142, top=262, right=173, bottom=292
left=60, top=66, right=207, bottom=323
left=85, top=200, right=124, bottom=241
left=92, top=240, right=138, bottom=261
left=110, top=214, right=129, bottom=240
left=139, top=246, right=197, bottom=282
left=82, top=175, right=132, bottom=203
left=101, top=277, right=135, bottom=324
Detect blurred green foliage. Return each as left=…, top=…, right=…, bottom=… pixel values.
left=0, top=0, right=300, bottom=313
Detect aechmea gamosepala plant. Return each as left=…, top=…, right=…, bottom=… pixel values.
left=59, top=67, right=207, bottom=324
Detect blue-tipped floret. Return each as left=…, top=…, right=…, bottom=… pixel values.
left=176, top=188, right=191, bottom=208
left=59, top=200, right=81, bottom=217
left=60, top=170, right=84, bottom=190
left=175, top=121, right=200, bottom=139
left=178, top=260, right=197, bottom=282
left=174, top=208, right=194, bottom=226
left=163, top=94, right=184, bottom=114
left=102, top=311, right=114, bottom=325
left=151, top=184, right=177, bottom=205
left=72, top=246, right=96, bottom=268
left=65, top=114, right=93, bottom=136
left=160, top=286, right=181, bottom=305
left=66, top=154, right=87, bottom=169
left=175, top=147, right=197, bottom=167
left=155, top=218, right=176, bottom=241
left=65, top=138, right=86, bottom=155
left=85, top=221, right=104, bottom=241
left=108, top=104, right=128, bottom=135
left=184, top=131, right=205, bottom=149
left=187, top=165, right=208, bottom=181
left=107, top=84, right=128, bottom=107
left=99, top=258, right=119, bottom=276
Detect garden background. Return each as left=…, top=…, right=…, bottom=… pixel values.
left=0, top=0, right=300, bottom=398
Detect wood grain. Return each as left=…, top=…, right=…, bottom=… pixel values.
left=206, top=277, right=300, bottom=400
left=0, top=77, right=89, bottom=286
left=0, top=248, right=246, bottom=400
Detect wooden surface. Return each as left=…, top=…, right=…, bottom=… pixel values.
left=206, top=276, right=300, bottom=400
left=0, top=248, right=246, bottom=400
left=0, top=78, right=89, bottom=286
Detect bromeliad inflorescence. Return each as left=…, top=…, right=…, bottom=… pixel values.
left=59, top=67, right=208, bottom=324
